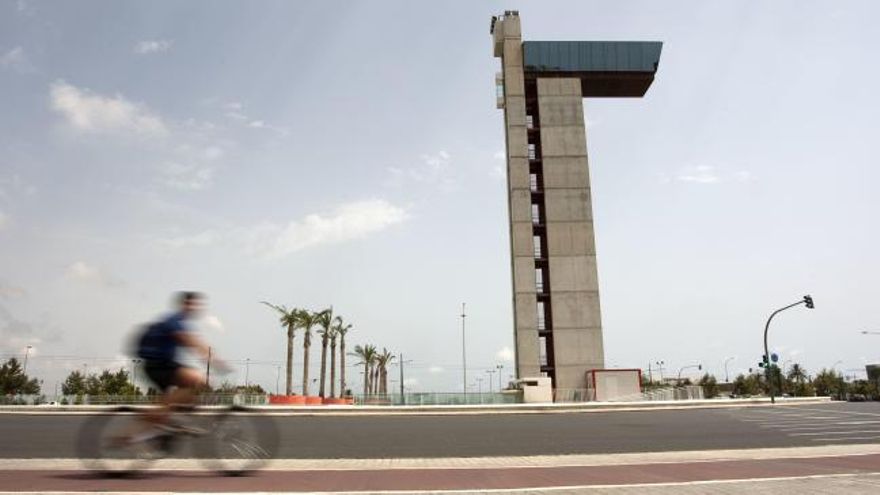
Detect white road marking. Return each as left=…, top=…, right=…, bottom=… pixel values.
left=1, top=472, right=879, bottom=494
left=790, top=430, right=880, bottom=437
left=4, top=445, right=880, bottom=471
left=780, top=422, right=880, bottom=431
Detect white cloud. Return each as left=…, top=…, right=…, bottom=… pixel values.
left=49, top=80, right=167, bottom=136
left=159, top=230, right=217, bottom=249
left=161, top=161, right=214, bottom=191
left=203, top=146, right=224, bottom=161
left=0, top=210, right=7, bottom=230
left=734, top=170, right=755, bottom=182
left=246, top=199, right=409, bottom=258
left=428, top=366, right=445, bottom=374
left=671, top=165, right=755, bottom=185
left=64, top=261, right=123, bottom=288
left=0, top=46, right=32, bottom=72
left=386, top=151, right=458, bottom=190
left=134, top=40, right=173, bottom=55
left=676, top=165, right=720, bottom=184
left=496, top=346, right=515, bottom=362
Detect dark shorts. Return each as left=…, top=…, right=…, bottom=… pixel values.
left=143, top=360, right=182, bottom=391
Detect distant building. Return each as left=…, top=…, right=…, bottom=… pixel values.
left=492, top=12, right=662, bottom=390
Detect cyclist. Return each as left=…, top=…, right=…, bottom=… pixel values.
left=135, top=291, right=223, bottom=433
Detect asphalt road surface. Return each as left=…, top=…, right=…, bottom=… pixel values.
left=2, top=402, right=879, bottom=459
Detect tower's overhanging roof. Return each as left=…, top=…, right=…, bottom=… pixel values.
left=523, top=41, right=662, bottom=97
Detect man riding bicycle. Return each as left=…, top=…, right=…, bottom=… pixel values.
left=136, top=291, right=223, bottom=431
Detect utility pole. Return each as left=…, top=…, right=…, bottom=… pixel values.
left=206, top=347, right=212, bottom=388
left=461, top=303, right=467, bottom=395
left=486, top=369, right=496, bottom=393
left=276, top=365, right=281, bottom=395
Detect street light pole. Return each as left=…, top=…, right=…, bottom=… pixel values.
left=245, top=358, right=251, bottom=389
left=677, top=364, right=702, bottom=383
left=724, top=357, right=735, bottom=383
left=763, top=295, right=814, bottom=404
left=23, top=345, right=32, bottom=374
left=486, top=369, right=495, bottom=393
left=461, top=303, right=467, bottom=395
left=496, top=364, right=504, bottom=391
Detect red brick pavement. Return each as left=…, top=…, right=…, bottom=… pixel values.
left=2, top=454, right=880, bottom=492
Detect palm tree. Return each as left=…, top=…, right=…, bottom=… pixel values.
left=369, top=347, right=379, bottom=396
left=260, top=302, right=301, bottom=395
left=376, top=348, right=395, bottom=395
left=788, top=363, right=807, bottom=384
left=335, top=320, right=352, bottom=396
left=328, top=316, right=343, bottom=398
left=351, top=344, right=376, bottom=398
left=314, top=308, right=333, bottom=398
left=299, top=309, right=319, bottom=396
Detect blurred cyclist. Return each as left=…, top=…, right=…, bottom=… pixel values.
left=135, top=291, right=224, bottom=433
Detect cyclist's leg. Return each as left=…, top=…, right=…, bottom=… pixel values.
left=167, top=366, right=205, bottom=407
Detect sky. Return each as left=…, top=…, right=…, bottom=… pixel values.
left=1, top=1, right=878, bottom=394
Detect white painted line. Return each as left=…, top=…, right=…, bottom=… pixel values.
left=0, top=472, right=878, bottom=494
left=781, top=406, right=880, bottom=418
left=4, top=444, right=880, bottom=472
left=790, top=430, right=880, bottom=437
left=810, top=436, right=880, bottom=442
left=780, top=422, right=880, bottom=431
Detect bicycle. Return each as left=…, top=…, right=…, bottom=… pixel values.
left=76, top=396, right=278, bottom=477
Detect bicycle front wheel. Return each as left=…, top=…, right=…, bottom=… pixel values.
left=193, top=405, right=278, bottom=475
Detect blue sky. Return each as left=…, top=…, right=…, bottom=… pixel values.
left=1, top=1, right=878, bottom=393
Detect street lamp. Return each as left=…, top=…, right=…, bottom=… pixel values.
left=245, top=358, right=251, bottom=389
left=496, top=364, right=504, bottom=391
left=763, top=295, right=815, bottom=404
left=724, top=357, right=735, bottom=383
left=460, top=303, right=467, bottom=396
left=677, top=364, right=702, bottom=383
left=22, top=345, right=32, bottom=374
left=486, top=369, right=496, bottom=393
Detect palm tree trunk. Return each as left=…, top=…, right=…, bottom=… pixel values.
left=330, top=340, right=337, bottom=398
left=381, top=367, right=388, bottom=395
left=286, top=326, right=294, bottom=395
left=319, top=336, right=328, bottom=398
left=340, top=338, right=346, bottom=397
left=302, top=337, right=311, bottom=395
left=363, top=361, right=369, bottom=398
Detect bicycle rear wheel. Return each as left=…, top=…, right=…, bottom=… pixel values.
left=76, top=407, right=167, bottom=476
left=193, top=405, right=278, bottom=475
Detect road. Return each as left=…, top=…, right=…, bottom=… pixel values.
left=2, top=402, right=880, bottom=459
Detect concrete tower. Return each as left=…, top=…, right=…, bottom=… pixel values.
left=492, top=12, right=662, bottom=390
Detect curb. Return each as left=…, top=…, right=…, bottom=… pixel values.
left=0, top=397, right=832, bottom=415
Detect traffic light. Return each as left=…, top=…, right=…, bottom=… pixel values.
left=804, top=295, right=814, bottom=309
